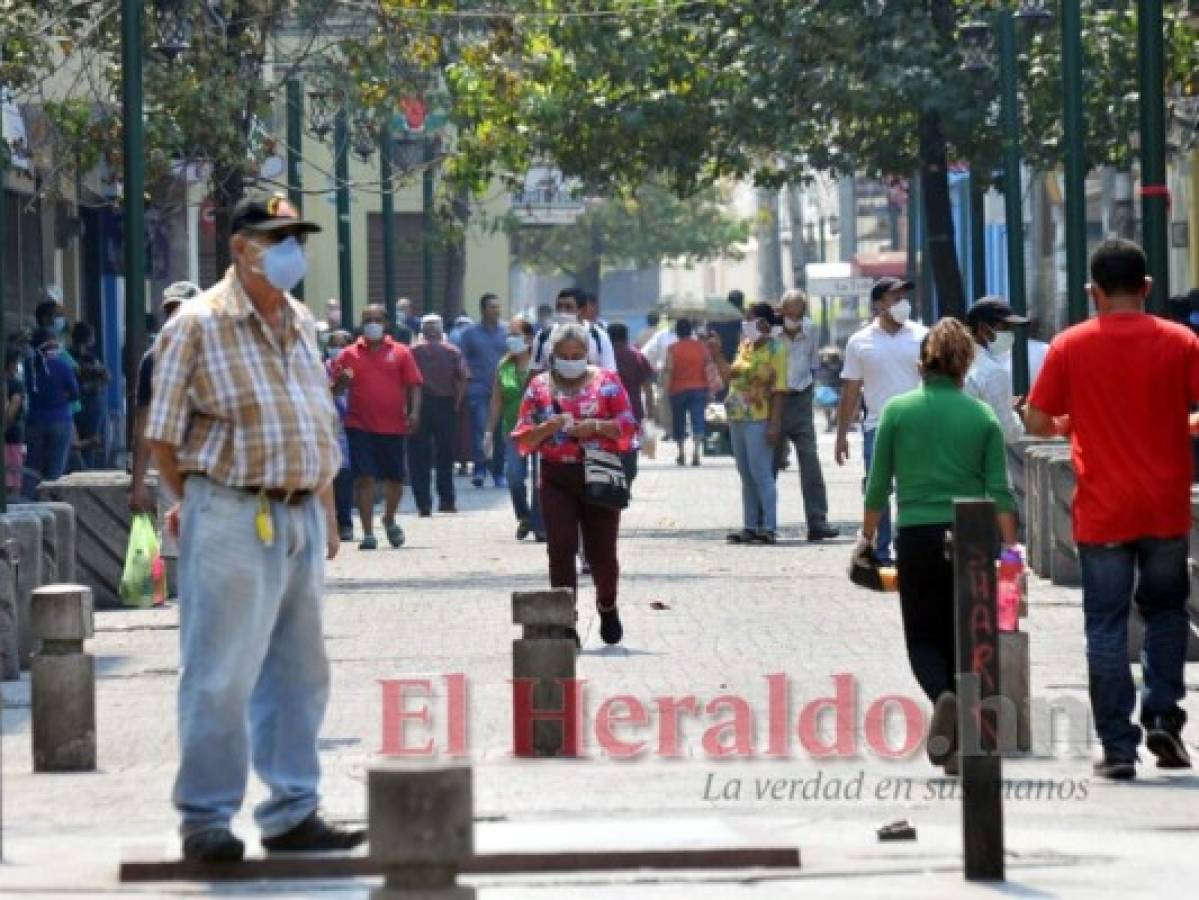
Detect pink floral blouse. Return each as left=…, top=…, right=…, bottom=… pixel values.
left=511, top=369, right=638, bottom=463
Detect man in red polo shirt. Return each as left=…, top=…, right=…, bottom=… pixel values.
left=1027, top=239, right=1199, bottom=781
left=332, top=304, right=423, bottom=550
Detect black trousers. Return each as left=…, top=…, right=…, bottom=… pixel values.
left=408, top=395, right=457, bottom=511
left=895, top=523, right=956, bottom=704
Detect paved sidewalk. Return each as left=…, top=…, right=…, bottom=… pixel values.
left=2, top=433, right=1197, bottom=897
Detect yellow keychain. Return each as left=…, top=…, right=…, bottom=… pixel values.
left=255, top=493, right=275, bottom=547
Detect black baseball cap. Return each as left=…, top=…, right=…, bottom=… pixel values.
left=230, top=193, right=321, bottom=236
left=966, top=296, right=1029, bottom=327
left=870, top=277, right=915, bottom=302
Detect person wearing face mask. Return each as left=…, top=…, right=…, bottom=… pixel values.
left=145, top=193, right=363, bottom=861
left=487, top=316, right=543, bottom=540
left=709, top=302, right=788, bottom=544
left=835, top=277, right=927, bottom=565
left=963, top=297, right=1027, bottom=445
left=511, top=323, right=638, bottom=645
left=331, top=304, right=424, bottom=550
left=461, top=293, right=510, bottom=488
left=67, top=321, right=110, bottom=470
left=24, top=326, right=80, bottom=487
left=409, top=314, right=469, bottom=517
left=531, top=288, right=617, bottom=374
left=325, top=329, right=355, bottom=542
left=769, top=290, right=839, bottom=541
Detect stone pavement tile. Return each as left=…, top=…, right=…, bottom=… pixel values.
left=2, top=434, right=1198, bottom=897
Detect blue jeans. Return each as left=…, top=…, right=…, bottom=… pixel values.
left=505, top=448, right=543, bottom=533
left=173, top=477, right=330, bottom=838
left=1077, top=536, right=1190, bottom=759
left=469, top=391, right=505, bottom=480
left=729, top=419, right=777, bottom=533
left=862, top=428, right=893, bottom=562
left=669, top=389, right=707, bottom=443
left=25, top=418, right=73, bottom=484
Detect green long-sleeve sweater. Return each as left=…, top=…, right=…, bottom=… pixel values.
left=864, top=375, right=1015, bottom=527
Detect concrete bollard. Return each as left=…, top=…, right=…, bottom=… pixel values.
left=0, top=512, right=44, bottom=669
left=13, top=502, right=76, bottom=583
left=998, top=631, right=1031, bottom=753
left=1047, top=457, right=1081, bottom=586
left=1026, top=445, right=1071, bottom=578
left=1010, top=438, right=1064, bottom=543
left=30, top=584, right=96, bottom=772
left=0, top=540, right=19, bottom=680
left=512, top=589, right=578, bottom=758
left=12, top=505, right=59, bottom=584
left=368, top=763, right=475, bottom=899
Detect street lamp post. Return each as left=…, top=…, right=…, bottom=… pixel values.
left=1062, top=0, right=1088, bottom=325
left=285, top=78, right=304, bottom=300
left=421, top=137, right=436, bottom=315
left=1138, top=0, right=1168, bottom=316
left=0, top=144, right=7, bottom=511
left=380, top=117, right=398, bottom=325
left=333, top=107, right=353, bottom=330
left=122, top=0, right=147, bottom=448
left=998, top=9, right=1031, bottom=395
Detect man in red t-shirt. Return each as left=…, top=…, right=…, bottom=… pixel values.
left=331, top=304, right=423, bottom=550
left=1027, top=239, right=1199, bottom=780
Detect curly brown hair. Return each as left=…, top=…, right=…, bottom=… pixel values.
left=919, top=317, right=976, bottom=381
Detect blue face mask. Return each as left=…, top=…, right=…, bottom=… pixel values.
left=53, top=316, right=68, bottom=335
left=254, top=237, right=308, bottom=293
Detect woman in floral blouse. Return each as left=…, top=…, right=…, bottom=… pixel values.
left=512, top=323, right=639, bottom=645
left=709, top=302, right=787, bottom=544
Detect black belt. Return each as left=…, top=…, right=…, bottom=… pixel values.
left=243, top=487, right=314, bottom=506
left=784, top=386, right=814, bottom=396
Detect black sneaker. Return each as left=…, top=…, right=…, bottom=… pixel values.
left=262, top=813, right=366, bottom=855
left=418, top=508, right=432, bottom=518
left=516, top=519, right=532, bottom=541
left=598, top=606, right=623, bottom=645
left=1145, top=716, right=1192, bottom=769
left=1093, top=754, right=1137, bottom=781
left=807, top=524, right=841, bottom=542
left=337, top=525, right=354, bottom=542
left=752, top=530, right=778, bottom=545
left=183, top=827, right=245, bottom=863
left=727, top=529, right=756, bottom=544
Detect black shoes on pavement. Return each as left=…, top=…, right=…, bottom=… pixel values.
left=262, top=813, right=366, bottom=855
left=183, top=828, right=245, bottom=863
left=807, top=523, right=841, bottom=542
left=1093, top=754, right=1138, bottom=781
left=1145, top=715, right=1192, bottom=769
left=599, top=606, right=623, bottom=645
left=516, top=518, right=533, bottom=541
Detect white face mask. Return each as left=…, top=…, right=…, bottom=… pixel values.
left=506, top=335, right=529, bottom=354
left=555, top=312, right=579, bottom=326
left=741, top=320, right=763, bottom=342
left=363, top=322, right=386, bottom=342
left=887, top=299, right=912, bottom=325
left=783, top=317, right=803, bottom=330
left=990, top=330, right=1015, bottom=356
left=554, top=357, right=588, bottom=379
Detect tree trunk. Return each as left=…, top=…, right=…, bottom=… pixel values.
left=785, top=183, right=807, bottom=289
left=442, top=189, right=470, bottom=320
left=579, top=219, right=603, bottom=296
left=209, top=164, right=244, bottom=276
left=919, top=108, right=965, bottom=319
left=756, top=187, right=784, bottom=302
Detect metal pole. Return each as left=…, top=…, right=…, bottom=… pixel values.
left=285, top=78, right=304, bottom=301
left=121, top=0, right=147, bottom=450
left=0, top=145, right=7, bottom=512
left=1062, top=0, right=1088, bottom=324
left=998, top=10, right=1030, bottom=395
left=334, top=107, right=353, bottom=328
left=970, top=176, right=987, bottom=301
left=1138, top=0, right=1169, bottom=315
left=380, top=120, right=397, bottom=325
left=818, top=216, right=827, bottom=262
left=421, top=137, right=435, bottom=315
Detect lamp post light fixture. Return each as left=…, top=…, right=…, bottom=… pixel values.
left=152, top=0, right=193, bottom=61
left=959, top=18, right=994, bottom=74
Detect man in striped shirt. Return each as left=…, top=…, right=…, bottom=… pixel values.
left=147, top=194, right=363, bottom=862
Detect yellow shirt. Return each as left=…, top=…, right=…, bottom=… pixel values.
left=725, top=338, right=786, bottom=421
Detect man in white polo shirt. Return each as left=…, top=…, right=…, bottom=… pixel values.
left=834, top=277, right=927, bottom=563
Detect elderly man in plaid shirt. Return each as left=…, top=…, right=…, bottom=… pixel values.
left=147, top=194, right=364, bottom=862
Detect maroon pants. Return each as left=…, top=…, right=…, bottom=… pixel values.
left=539, top=460, right=622, bottom=610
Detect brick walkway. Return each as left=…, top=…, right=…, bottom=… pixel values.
left=2, top=433, right=1197, bottom=896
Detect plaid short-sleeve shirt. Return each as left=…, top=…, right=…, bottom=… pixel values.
left=146, top=268, right=342, bottom=491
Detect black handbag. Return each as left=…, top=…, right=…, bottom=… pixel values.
left=582, top=445, right=630, bottom=510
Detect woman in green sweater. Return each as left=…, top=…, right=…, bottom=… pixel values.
left=487, top=316, right=543, bottom=541
left=861, top=317, right=1019, bottom=772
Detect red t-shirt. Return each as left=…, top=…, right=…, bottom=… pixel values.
left=667, top=339, right=712, bottom=394
left=333, top=337, right=424, bottom=435
left=1028, top=312, right=1199, bottom=543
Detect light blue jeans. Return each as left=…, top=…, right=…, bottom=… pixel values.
left=730, top=419, right=777, bottom=534
left=173, top=477, right=330, bottom=839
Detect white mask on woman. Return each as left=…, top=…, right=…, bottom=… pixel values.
left=741, top=320, right=762, bottom=342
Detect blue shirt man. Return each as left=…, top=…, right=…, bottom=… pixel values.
left=459, top=292, right=509, bottom=486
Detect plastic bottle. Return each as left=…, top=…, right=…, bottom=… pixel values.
left=151, top=555, right=167, bottom=608
left=997, top=546, right=1024, bottom=631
